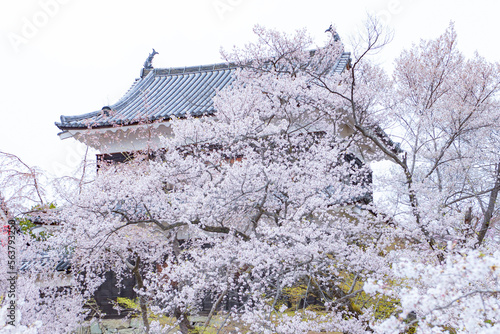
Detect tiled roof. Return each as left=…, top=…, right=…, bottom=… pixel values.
left=19, top=251, right=71, bottom=272
left=332, top=51, right=351, bottom=74
left=56, top=52, right=351, bottom=130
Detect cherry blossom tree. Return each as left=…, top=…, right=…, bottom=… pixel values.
left=0, top=151, right=46, bottom=219
left=4, top=19, right=500, bottom=334
left=361, top=23, right=500, bottom=333
left=365, top=248, right=500, bottom=333
left=378, top=23, right=500, bottom=251
left=22, top=23, right=397, bottom=334
left=0, top=152, right=64, bottom=334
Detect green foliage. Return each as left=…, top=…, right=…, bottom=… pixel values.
left=116, top=297, right=168, bottom=323
left=18, top=217, right=36, bottom=234
left=116, top=297, right=140, bottom=311
left=282, top=284, right=309, bottom=309
left=17, top=203, right=57, bottom=241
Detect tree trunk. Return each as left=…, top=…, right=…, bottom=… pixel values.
left=132, top=256, right=150, bottom=334
left=174, top=307, right=193, bottom=334
left=171, top=238, right=194, bottom=334
left=476, top=163, right=500, bottom=247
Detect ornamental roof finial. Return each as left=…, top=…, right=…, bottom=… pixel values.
left=325, top=24, right=340, bottom=42
left=143, top=48, right=159, bottom=69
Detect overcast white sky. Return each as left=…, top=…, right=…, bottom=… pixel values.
left=0, top=0, right=499, bottom=180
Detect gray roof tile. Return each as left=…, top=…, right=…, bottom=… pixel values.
left=56, top=53, right=351, bottom=130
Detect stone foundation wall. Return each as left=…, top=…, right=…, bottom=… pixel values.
left=73, top=319, right=144, bottom=334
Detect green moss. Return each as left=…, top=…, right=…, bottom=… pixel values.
left=116, top=297, right=139, bottom=311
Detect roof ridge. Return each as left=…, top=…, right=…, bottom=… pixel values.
left=153, top=62, right=237, bottom=76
